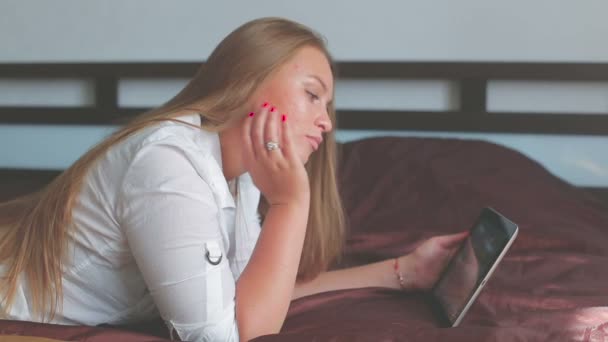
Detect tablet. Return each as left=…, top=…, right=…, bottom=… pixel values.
left=429, top=207, right=518, bottom=327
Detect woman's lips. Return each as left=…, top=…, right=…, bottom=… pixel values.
left=306, top=136, right=320, bottom=151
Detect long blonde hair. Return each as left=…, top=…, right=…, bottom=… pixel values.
left=0, top=17, right=345, bottom=321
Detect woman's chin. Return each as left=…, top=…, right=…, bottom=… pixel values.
left=304, top=149, right=316, bottom=163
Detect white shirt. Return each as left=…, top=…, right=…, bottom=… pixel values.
left=3, top=114, right=262, bottom=341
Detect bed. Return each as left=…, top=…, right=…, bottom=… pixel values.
left=1, top=62, right=607, bottom=341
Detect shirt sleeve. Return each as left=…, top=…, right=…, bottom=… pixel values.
left=118, top=143, right=240, bottom=342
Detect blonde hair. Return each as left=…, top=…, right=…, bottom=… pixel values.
left=0, top=17, right=345, bottom=321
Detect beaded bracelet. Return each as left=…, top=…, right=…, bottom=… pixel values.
left=393, top=258, right=407, bottom=290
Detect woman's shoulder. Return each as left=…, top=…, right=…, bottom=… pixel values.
left=105, top=114, right=215, bottom=167
left=118, top=114, right=226, bottom=185
left=126, top=114, right=207, bottom=151
left=87, top=114, right=221, bottom=202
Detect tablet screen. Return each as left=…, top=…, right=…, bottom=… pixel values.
left=432, top=209, right=513, bottom=325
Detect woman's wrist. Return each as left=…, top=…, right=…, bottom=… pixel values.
left=268, top=190, right=310, bottom=208
left=389, top=255, right=418, bottom=291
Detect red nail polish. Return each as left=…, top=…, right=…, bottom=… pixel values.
left=262, top=102, right=269, bottom=108
left=249, top=112, right=254, bottom=117
left=282, top=114, right=287, bottom=122
left=270, top=106, right=276, bottom=112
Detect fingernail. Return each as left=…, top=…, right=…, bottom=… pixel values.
left=270, top=106, right=276, bottom=112
left=262, top=102, right=269, bottom=108
left=282, top=114, right=287, bottom=122
left=248, top=112, right=254, bottom=117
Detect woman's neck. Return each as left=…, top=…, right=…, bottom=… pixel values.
left=219, top=124, right=246, bottom=182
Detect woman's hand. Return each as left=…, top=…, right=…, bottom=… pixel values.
left=398, top=231, right=469, bottom=291
left=242, top=102, right=310, bottom=206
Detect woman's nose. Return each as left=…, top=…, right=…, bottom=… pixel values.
left=316, top=110, right=333, bottom=133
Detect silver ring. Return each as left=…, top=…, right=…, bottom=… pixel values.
left=265, top=141, right=279, bottom=151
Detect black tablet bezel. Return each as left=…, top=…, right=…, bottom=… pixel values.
left=429, top=207, right=518, bottom=327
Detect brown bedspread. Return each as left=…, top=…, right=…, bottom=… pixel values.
left=255, top=137, right=608, bottom=342
left=2, top=137, right=607, bottom=341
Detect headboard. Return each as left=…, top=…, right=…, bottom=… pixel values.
left=1, top=62, right=607, bottom=201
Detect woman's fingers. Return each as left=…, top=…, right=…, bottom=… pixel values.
left=263, top=106, right=281, bottom=160
left=242, top=110, right=256, bottom=161
left=251, top=103, right=270, bottom=159
left=437, top=231, right=469, bottom=249
left=280, top=114, right=298, bottom=165
left=242, top=102, right=310, bottom=205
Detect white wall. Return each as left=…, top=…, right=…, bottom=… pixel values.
left=1, top=0, right=608, bottom=187
left=1, top=0, right=607, bottom=62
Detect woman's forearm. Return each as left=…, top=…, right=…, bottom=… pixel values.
left=235, top=197, right=309, bottom=341
left=292, top=255, right=416, bottom=300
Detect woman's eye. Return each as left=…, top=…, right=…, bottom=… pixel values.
left=306, top=91, right=320, bottom=102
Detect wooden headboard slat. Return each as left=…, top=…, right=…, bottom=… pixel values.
left=460, top=79, right=487, bottom=112
left=2, top=62, right=608, bottom=80
left=2, top=107, right=608, bottom=135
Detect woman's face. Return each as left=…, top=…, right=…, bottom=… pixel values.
left=249, top=46, right=334, bottom=164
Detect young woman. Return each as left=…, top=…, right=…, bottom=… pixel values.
left=0, top=17, right=467, bottom=342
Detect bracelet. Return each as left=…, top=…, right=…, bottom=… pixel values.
left=393, top=258, right=407, bottom=290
